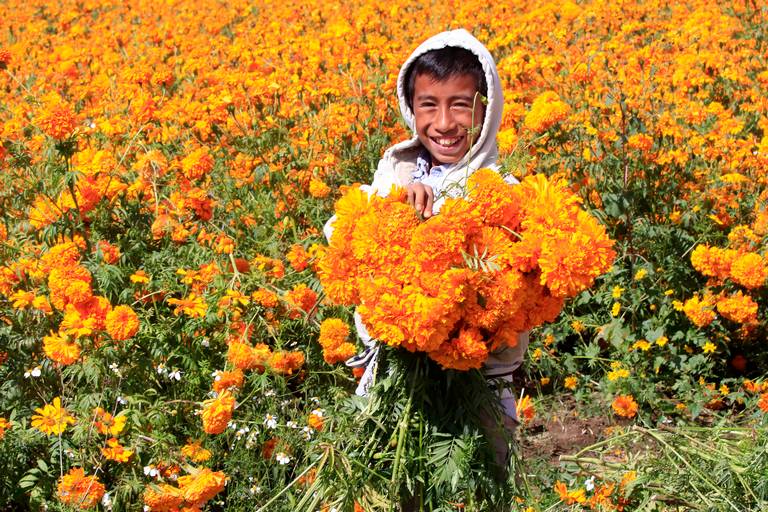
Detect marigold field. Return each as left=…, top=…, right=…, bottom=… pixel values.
left=1, top=0, right=768, bottom=510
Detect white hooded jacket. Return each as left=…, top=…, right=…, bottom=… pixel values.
left=327, top=30, right=528, bottom=420
left=366, top=28, right=506, bottom=209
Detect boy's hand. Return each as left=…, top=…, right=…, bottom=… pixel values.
left=406, top=183, right=434, bottom=218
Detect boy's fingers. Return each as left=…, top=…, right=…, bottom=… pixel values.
left=423, top=186, right=434, bottom=218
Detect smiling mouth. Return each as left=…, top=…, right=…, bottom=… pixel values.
left=431, top=136, right=463, bottom=148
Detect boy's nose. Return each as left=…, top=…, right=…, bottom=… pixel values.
left=434, top=106, right=456, bottom=132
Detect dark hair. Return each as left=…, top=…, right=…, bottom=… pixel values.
left=403, top=46, right=487, bottom=111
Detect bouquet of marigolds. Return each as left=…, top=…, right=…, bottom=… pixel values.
left=318, top=169, right=616, bottom=370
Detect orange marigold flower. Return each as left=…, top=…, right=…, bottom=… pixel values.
left=716, top=291, right=758, bottom=324
left=105, top=305, right=140, bottom=340
left=0, top=417, right=11, bottom=439
left=682, top=293, right=717, bottom=328
left=93, top=407, right=127, bottom=437
left=57, top=468, right=105, bottom=509
left=43, top=332, right=81, bottom=365
left=612, top=394, right=639, bottom=418
left=524, top=91, right=570, bottom=133
left=48, top=265, right=93, bottom=311
left=177, top=467, right=226, bottom=505
left=286, top=244, right=310, bottom=271
left=0, top=48, right=10, bottom=68
left=730, top=252, right=768, bottom=289
left=318, top=318, right=356, bottom=365
left=252, top=288, right=279, bottom=308
left=554, top=481, right=587, bottom=505
left=227, top=341, right=268, bottom=371
left=102, top=437, right=133, bottom=462
left=38, top=102, right=78, bottom=140
left=32, top=397, right=76, bottom=436
left=143, top=483, right=185, bottom=512
left=269, top=350, right=305, bottom=375
left=201, top=390, right=235, bottom=435
left=758, top=393, right=768, bottom=413
left=308, top=409, right=324, bottom=431
left=181, top=440, right=212, bottom=463
left=309, top=178, right=331, bottom=198
left=95, top=241, right=121, bottom=265
left=284, top=284, right=318, bottom=317
left=690, top=245, right=736, bottom=280
left=212, top=368, right=245, bottom=394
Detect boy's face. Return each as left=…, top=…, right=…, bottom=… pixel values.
left=412, top=72, right=485, bottom=166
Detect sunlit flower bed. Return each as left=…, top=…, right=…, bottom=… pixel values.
left=1, top=0, right=767, bottom=509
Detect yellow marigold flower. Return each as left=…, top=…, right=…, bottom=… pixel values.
left=201, top=390, right=235, bottom=435
left=612, top=394, right=638, bottom=418
left=632, top=339, right=651, bottom=351
left=167, top=293, right=207, bottom=318
left=517, top=394, right=536, bottom=423
left=607, top=365, right=630, bottom=381
left=655, top=335, right=668, bottom=347
left=57, top=468, right=105, bottom=509
left=105, top=305, right=140, bottom=340
left=720, top=384, right=729, bottom=396
left=129, top=270, right=150, bottom=284
left=93, top=407, right=126, bottom=437
left=60, top=304, right=97, bottom=338
left=611, top=302, right=621, bottom=317
left=703, top=341, right=717, bottom=354
left=570, top=320, right=585, bottom=333
left=564, top=376, right=578, bottom=390
left=611, top=286, right=624, bottom=299
left=180, top=146, right=214, bottom=180
left=634, top=268, right=647, bottom=280
left=43, top=332, right=81, bottom=365
left=32, top=295, right=53, bottom=314
left=32, top=397, right=76, bottom=436
left=182, top=439, right=212, bottom=463
left=101, top=437, right=133, bottom=462
left=10, top=290, right=35, bottom=309
left=532, top=348, right=542, bottom=360
left=178, top=467, right=227, bottom=505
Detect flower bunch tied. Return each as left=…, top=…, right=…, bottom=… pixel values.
left=318, top=169, right=615, bottom=370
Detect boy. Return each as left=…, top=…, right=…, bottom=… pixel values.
left=326, top=29, right=528, bottom=466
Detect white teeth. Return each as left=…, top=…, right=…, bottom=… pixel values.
left=434, top=137, right=460, bottom=147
